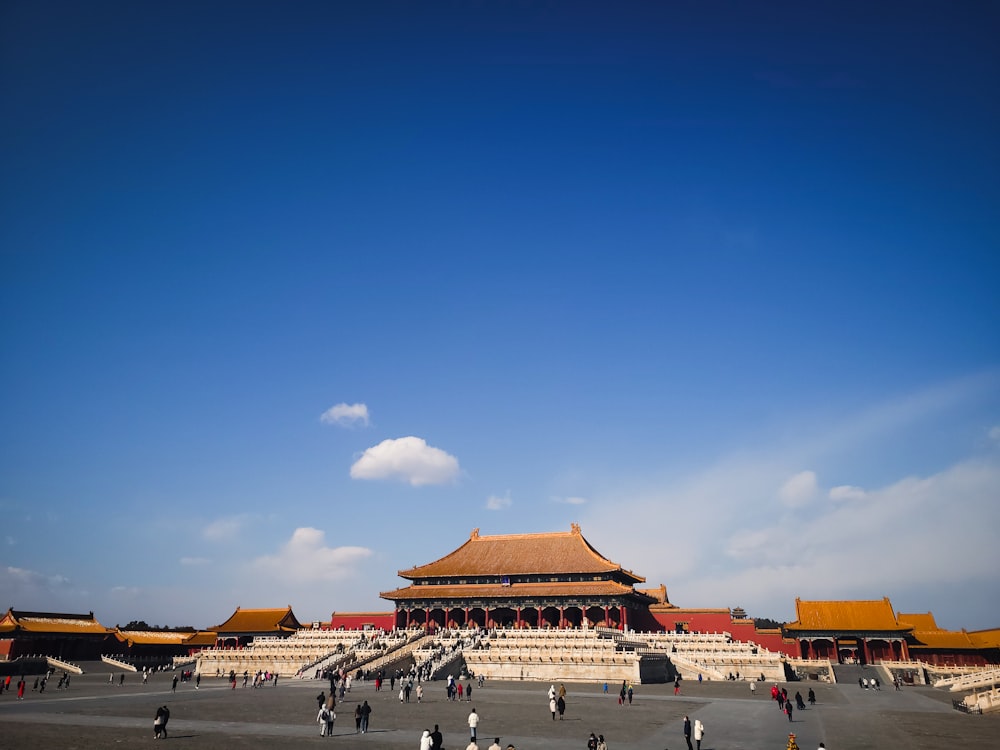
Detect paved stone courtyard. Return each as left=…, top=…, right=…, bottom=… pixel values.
left=1, top=665, right=997, bottom=749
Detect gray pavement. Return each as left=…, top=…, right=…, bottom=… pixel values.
left=0, top=664, right=997, bottom=749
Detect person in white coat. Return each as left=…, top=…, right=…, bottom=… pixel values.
left=317, top=705, right=331, bottom=736
left=693, top=719, right=705, bottom=750
left=468, top=708, right=480, bottom=741
left=419, top=729, right=432, bottom=750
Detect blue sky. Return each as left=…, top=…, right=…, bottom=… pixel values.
left=2, top=1, right=998, bottom=631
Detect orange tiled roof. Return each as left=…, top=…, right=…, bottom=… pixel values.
left=0, top=609, right=112, bottom=635
left=896, top=613, right=1000, bottom=650
left=382, top=579, right=649, bottom=602
left=898, top=612, right=940, bottom=631
left=210, top=607, right=303, bottom=634
left=784, top=598, right=909, bottom=632
left=114, top=629, right=211, bottom=646
left=398, top=524, right=644, bottom=583
left=184, top=631, right=220, bottom=647
left=636, top=584, right=670, bottom=604
left=968, top=628, right=1000, bottom=650
left=908, top=629, right=978, bottom=650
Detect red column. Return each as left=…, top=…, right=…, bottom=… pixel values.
left=516, top=607, right=522, bottom=629
left=559, top=606, right=565, bottom=629
left=604, top=606, right=609, bottom=627
left=862, top=638, right=871, bottom=664
left=621, top=607, right=628, bottom=631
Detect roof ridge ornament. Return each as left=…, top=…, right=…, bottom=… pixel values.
left=571, top=522, right=581, bottom=535
left=470, top=528, right=480, bottom=539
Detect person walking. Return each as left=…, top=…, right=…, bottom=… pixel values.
left=160, top=705, right=170, bottom=738
left=750, top=679, right=757, bottom=696
left=317, top=705, right=331, bottom=736
left=360, top=699, right=372, bottom=733
left=596, top=735, right=608, bottom=750
left=693, top=718, right=704, bottom=750
left=557, top=694, right=566, bottom=720
left=420, top=729, right=432, bottom=750
left=785, top=698, right=794, bottom=721
left=468, top=707, right=480, bottom=742
left=172, top=675, right=178, bottom=693
left=588, top=732, right=598, bottom=749
left=154, top=706, right=165, bottom=739
left=354, top=704, right=363, bottom=733
left=549, top=695, right=557, bottom=720
left=683, top=716, right=693, bottom=750
left=674, top=676, right=681, bottom=695
left=488, top=739, right=502, bottom=750
left=325, top=703, right=335, bottom=736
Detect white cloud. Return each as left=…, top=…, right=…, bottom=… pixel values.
left=486, top=493, right=512, bottom=510
left=578, top=454, right=1000, bottom=625
left=554, top=496, right=588, bottom=505
left=202, top=515, right=251, bottom=542
left=5, top=566, right=70, bottom=588
left=350, top=436, right=460, bottom=486
left=321, top=403, right=370, bottom=427
left=829, top=485, right=867, bottom=502
left=778, top=470, right=818, bottom=507
left=252, top=528, right=373, bottom=583
left=1, top=566, right=75, bottom=611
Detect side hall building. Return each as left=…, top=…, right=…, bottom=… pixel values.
left=783, top=598, right=1000, bottom=666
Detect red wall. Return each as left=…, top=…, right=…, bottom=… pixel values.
left=328, top=612, right=395, bottom=631
left=649, top=610, right=791, bottom=654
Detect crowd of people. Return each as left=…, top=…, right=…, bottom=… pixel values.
left=3, top=648, right=843, bottom=748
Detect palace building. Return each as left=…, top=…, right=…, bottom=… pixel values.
left=784, top=598, right=913, bottom=663
left=784, top=598, right=1000, bottom=667
left=0, top=609, right=112, bottom=662
left=4, top=528, right=997, bottom=676
left=209, top=606, right=304, bottom=647
left=379, top=524, right=657, bottom=631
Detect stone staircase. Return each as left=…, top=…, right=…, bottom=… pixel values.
left=831, top=663, right=888, bottom=687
